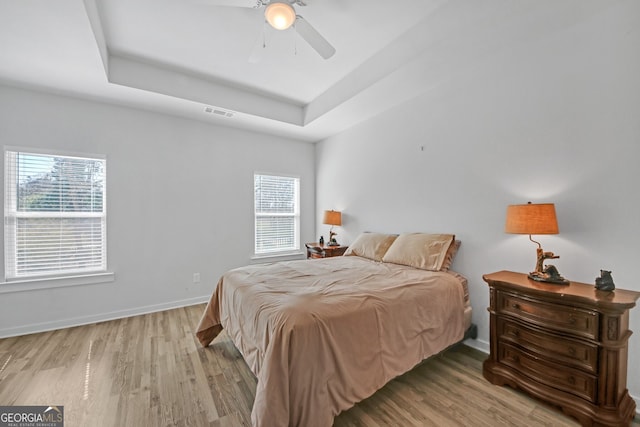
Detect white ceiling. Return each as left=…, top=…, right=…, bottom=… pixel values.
left=0, top=0, right=617, bottom=142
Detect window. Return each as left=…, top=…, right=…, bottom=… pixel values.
left=254, top=174, right=299, bottom=255
left=4, top=149, right=106, bottom=280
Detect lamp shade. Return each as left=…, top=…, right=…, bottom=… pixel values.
left=323, top=210, right=342, bottom=226
left=265, top=2, right=296, bottom=30
left=505, top=203, right=558, bottom=235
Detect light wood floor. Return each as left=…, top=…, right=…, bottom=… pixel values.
left=1, top=304, right=638, bottom=427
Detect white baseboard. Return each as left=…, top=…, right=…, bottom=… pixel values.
left=0, top=296, right=209, bottom=339
left=463, top=337, right=489, bottom=354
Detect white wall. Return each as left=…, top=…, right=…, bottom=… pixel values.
left=0, top=85, right=315, bottom=337
left=316, top=1, right=640, bottom=401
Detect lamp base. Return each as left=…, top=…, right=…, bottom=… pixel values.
left=528, top=266, right=569, bottom=285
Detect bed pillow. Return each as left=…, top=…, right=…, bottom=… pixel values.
left=382, top=233, right=455, bottom=271
left=441, top=240, right=461, bottom=271
left=343, top=232, right=398, bottom=261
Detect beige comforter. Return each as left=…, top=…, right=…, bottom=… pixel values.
left=196, top=256, right=466, bottom=427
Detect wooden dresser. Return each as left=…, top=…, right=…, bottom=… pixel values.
left=483, top=271, right=640, bottom=426
left=305, top=242, right=348, bottom=259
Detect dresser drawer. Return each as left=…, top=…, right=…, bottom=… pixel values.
left=498, top=318, right=598, bottom=373
left=498, top=343, right=597, bottom=402
left=498, top=291, right=599, bottom=340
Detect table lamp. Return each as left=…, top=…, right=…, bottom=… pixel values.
left=505, top=202, right=568, bottom=284
left=323, top=210, right=342, bottom=246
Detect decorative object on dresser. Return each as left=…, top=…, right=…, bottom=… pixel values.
left=323, top=209, right=342, bottom=246
left=483, top=270, right=640, bottom=426
left=596, top=270, right=616, bottom=292
left=505, top=202, right=569, bottom=284
left=305, top=242, right=348, bottom=259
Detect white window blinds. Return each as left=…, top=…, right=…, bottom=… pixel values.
left=254, top=174, right=299, bottom=254
left=4, top=150, right=106, bottom=279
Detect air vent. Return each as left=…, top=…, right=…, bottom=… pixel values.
left=204, top=106, right=234, bottom=118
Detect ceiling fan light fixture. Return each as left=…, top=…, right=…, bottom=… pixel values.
left=265, top=2, right=296, bottom=30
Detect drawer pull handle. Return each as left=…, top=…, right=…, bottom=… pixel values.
left=511, top=355, right=520, bottom=363
left=512, top=303, right=520, bottom=310
left=568, top=347, right=576, bottom=356
left=568, top=376, right=576, bottom=385
left=568, top=315, right=576, bottom=325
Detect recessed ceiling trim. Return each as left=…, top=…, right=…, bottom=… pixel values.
left=56, top=0, right=620, bottom=144
left=107, top=54, right=305, bottom=126
left=83, top=0, right=109, bottom=76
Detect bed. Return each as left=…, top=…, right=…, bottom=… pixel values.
left=196, top=232, right=473, bottom=427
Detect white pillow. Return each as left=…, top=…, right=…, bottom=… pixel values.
left=441, top=240, right=461, bottom=271
left=343, top=232, right=398, bottom=261
left=382, top=233, right=455, bottom=271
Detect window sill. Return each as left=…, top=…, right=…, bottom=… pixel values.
left=0, top=272, right=115, bottom=294
left=251, top=251, right=306, bottom=263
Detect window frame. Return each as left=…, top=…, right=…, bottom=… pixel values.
left=2, top=146, right=113, bottom=292
left=253, top=172, right=301, bottom=257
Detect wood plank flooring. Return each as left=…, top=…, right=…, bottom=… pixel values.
left=0, top=304, right=638, bottom=426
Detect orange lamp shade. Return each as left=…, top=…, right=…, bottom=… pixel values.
left=505, top=203, right=558, bottom=235
left=323, top=210, right=342, bottom=226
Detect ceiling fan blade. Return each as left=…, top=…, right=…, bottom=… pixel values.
left=294, top=15, right=335, bottom=59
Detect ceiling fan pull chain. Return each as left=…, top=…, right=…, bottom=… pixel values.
left=262, top=22, right=267, bottom=49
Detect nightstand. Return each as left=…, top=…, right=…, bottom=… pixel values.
left=483, top=270, right=640, bottom=426
left=305, top=242, right=348, bottom=259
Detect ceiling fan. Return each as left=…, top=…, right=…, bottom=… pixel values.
left=207, top=0, right=336, bottom=59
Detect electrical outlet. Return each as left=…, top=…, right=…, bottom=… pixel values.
left=193, top=273, right=201, bottom=284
